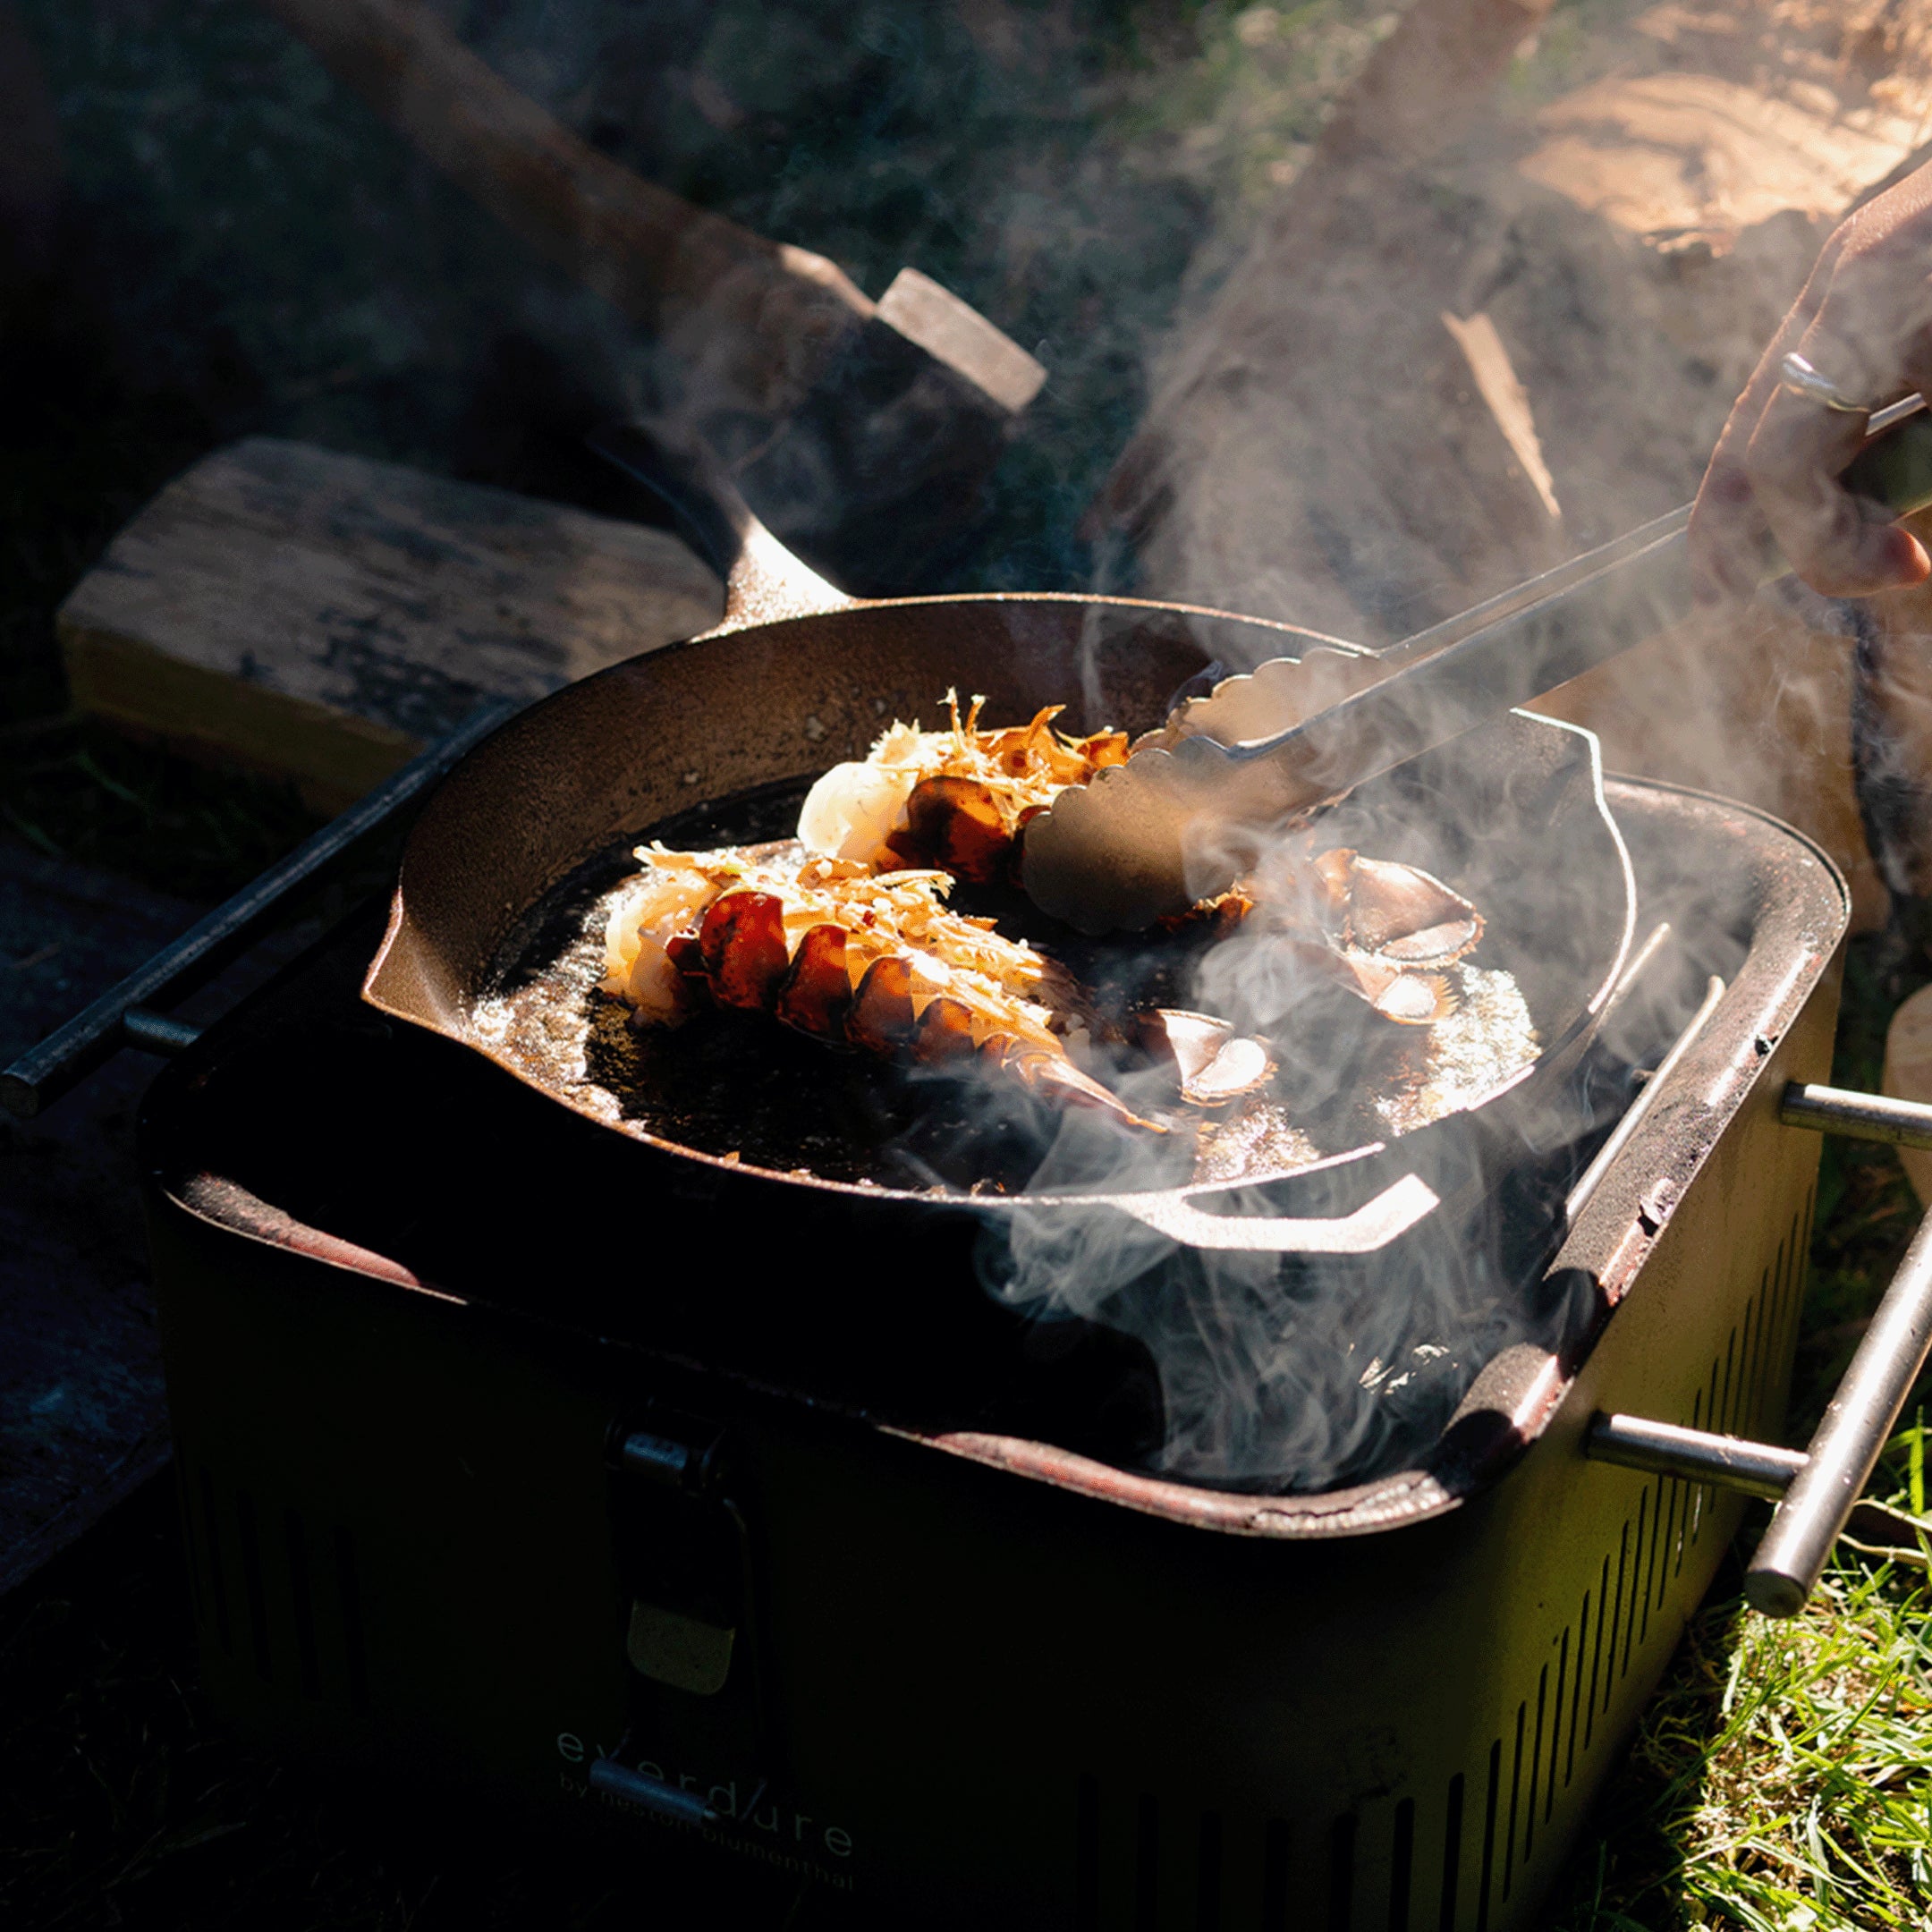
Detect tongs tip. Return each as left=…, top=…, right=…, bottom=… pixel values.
left=1021, top=755, right=1201, bottom=934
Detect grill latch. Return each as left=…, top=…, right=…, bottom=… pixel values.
left=595, top=1413, right=776, bottom=1826
left=613, top=1424, right=740, bottom=1696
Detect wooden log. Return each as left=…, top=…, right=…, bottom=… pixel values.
left=1884, top=981, right=1932, bottom=1208
left=1097, top=0, right=1932, bottom=929
left=1093, top=0, right=1576, bottom=641
left=250, top=0, right=1042, bottom=468
left=58, top=436, right=722, bottom=812
left=253, top=0, right=869, bottom=427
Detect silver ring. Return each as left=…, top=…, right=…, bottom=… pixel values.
left=1780, top=351, right=1881, bottom=415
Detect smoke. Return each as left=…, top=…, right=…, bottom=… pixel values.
left=969, top=707, right=1648, bottom=1493
left=976, top=1041, right=1604, bottom=1491
left=35, top=0, right=1885, bottom=1479
left=1094, top=0, right=1932, bottom=920
left=957, top=0, right=1932, bottom=1487
left=448, top=0, right=1862, bottom=1496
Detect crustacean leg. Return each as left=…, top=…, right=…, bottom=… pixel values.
left=979, top=1032, right=1154, bottom=1120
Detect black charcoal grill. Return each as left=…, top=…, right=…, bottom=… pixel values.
left=16, top=767, right=1918, bottom=1932
left=13, top=487, right=1932, bottom=1928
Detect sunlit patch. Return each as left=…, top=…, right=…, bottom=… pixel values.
left=1372, top=964, right=1539, bottom=1139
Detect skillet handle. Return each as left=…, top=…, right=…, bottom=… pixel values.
left=588, top=421, right=858, bottom=629
left=1117, top=1171, right=1441, bottom=1253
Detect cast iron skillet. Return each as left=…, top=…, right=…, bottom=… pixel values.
left=362, top=437, right=1636, bottom=1258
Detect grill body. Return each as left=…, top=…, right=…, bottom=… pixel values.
left=140, top=778, right=1845, bottom=1929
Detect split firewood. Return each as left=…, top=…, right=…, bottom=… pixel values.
left=1884, top=981, right=1932, bottom=1208
left=57, top=437, right=723, bottom=811
left=1094, top=0, right=1932, bottom=929
left=251, top=0, right=1044, bottom=585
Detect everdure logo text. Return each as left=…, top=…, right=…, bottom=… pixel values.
left=555, top=1733, right=855, bottom=1868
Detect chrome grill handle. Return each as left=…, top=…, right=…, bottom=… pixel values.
left=1585, top=1081, right=1932, bottom=1617
left=1781, top=1080, right=1932, bottom=1151
left=1585, top=1414, right=1806, bottom=1502
left=1744, top=1194, right=1932, bottom=1615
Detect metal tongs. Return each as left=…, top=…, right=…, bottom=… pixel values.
left=1025, top=398, right=1932, bottom=932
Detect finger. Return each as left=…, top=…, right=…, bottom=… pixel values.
left=1750, top=266, right=1932, bottom=592
left=1745, top=386, right=1931, bottom=595
left=1689, top=453, right=1774, bottom=603
left=1690, top=294, right=1838, bottom=601
left=1691, top=382, right=1792, bottom=603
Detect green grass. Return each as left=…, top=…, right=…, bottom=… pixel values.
left=1548, top=919, right=1932, bottom=1931
left=1552, top=1431, right=1932, bottom=1930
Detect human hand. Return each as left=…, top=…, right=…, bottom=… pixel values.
left=1690, top=163, right=1932, bottom=600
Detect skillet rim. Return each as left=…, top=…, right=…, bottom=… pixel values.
left=362, top=590, right=1634, bottom=1216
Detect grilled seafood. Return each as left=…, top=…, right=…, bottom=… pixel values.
left=1138, top=1009, right=1277, bottom=1105
left=603, top=697, right=1492, bottom=1136
left=1159, top=849, right=1483, bottom=1027
left=798, top=696, right=1481, bottom=1022
left=1293, top=848, right=1485, bottom=1025
left=600, top=840, right=1160, bottom=1129
left=797, top=691, right=1127, bottom=881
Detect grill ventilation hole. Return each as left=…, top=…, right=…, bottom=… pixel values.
left=1437, top=1775, right=1463, bottom=1932
left=1328, top=1813, right=1356, bottom=1931
left=185, top=1467, right=367, bottom=1710
left=1197, top=1812, right=1223, bottom=1931
left=1527, top=1665, right=1549, bottom=1860
left=1389, top=1798, right=1415, bottom=1930
left=1074, top=1199, right=1812, bottom=1929
left=1135, top=1792, right=1160, bottom=1932
left=1623, top=1490, right=1647, bottom=1674
left=1476, top=1737, right=1502, bottom=1930
left=1606, top=1520, right=1629, bottom=1699
left=1075, top=1788, right=1307, bottom=1930
left=1502, top=1701, right=1525, bottom=1901
left=1263, top=1820, right=1290, bottom=1931
left=1547, top=1631, right=1569, bottom=1821
left=1455, top=1193, right=1810, bottom=1929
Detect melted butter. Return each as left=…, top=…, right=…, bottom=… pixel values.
left=1370, top=964, right=1539, bottom=1139
left=1191, top=1102, right=1326, bottom=1182
left=478, top=867, right=1540, bottom=1193
left=1186, top=963, right=1539, bottom=1183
